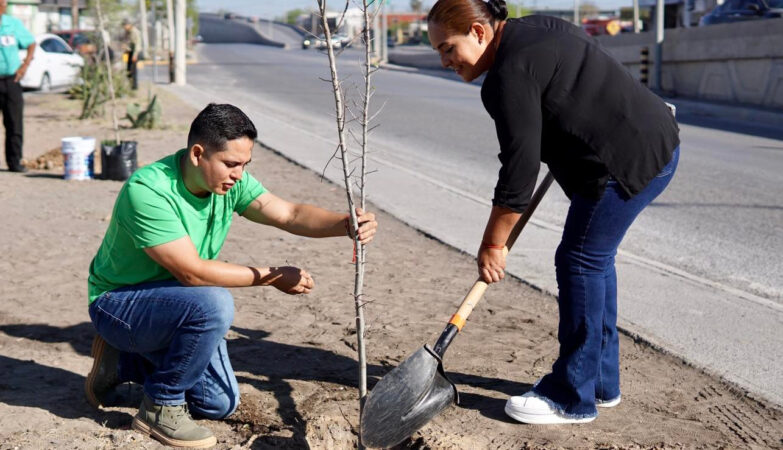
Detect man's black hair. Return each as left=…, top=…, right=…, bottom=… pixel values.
left=187, top=103, right=257, bottom=152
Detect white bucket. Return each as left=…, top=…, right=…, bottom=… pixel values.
left=61, top=137, right=96, bottom=181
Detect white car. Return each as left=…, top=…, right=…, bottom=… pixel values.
left=19, top=33, right=84, bottom=92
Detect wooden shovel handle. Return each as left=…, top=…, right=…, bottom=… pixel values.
left=447, top=247, right=507, bottom=331
left=433, top=172, right=554, bottom=357
left=450, top=171, right=554, bottom=330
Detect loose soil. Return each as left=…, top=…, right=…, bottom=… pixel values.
left=0, top=87, right=781, bottom=449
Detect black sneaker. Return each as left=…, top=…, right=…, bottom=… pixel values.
left=85, top=334, right=121, bottom=408
left=8, top=165, right=28, bottom=173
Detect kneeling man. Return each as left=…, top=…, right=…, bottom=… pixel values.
left=85, top=103, right=377, bottom=448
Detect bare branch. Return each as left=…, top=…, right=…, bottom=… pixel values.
left=320, top=143, right=342, bottom=181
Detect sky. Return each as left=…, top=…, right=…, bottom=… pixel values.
left=197, top=0, right=629, bottom=19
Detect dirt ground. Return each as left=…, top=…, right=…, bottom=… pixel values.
left=0, top=87, right=781, bottom=450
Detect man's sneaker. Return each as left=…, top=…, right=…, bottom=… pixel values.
left=132, top=395, right=217, bottom=448
left=596, top=395, right=621, bottom=408
left=505, top=391, right=597, bottom=425
left=85, top=334, right=121, bottom=408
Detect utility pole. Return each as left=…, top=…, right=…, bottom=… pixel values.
left=166, top=0, right=175, bottom=52
left=633, top=0, right=640, bottom=33
left=152, top=0, right=158, bottom=84
left=139, top=0, right=149, bottom=59
left=654, top=0, right=664, bottom=91
left=573, top=0, right=579, bottom=24
left=71, top=0, right=79, bottom=30
left=381, top=0, right=388, bottom=63
left=175, top=0, right=186, bottom=85
left=372, top=9, right=380, bottom=60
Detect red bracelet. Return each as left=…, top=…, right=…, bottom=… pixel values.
left=481, top=241, right=505, bottom=250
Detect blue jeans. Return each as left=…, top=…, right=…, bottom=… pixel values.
left=533, top=147, right=679, bottom=418
left=88, top=280, right=239, bottom=419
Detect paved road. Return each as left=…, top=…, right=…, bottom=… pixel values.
left=155, top=31, right=783, bottom=405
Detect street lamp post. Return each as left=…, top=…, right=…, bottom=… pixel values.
left=633, top=0, right=640, bottom=33
left=174, top=0, right=186, bottom=85
left=574, top=0, right=579, bottom=24
left=654, top=0, right=664, bottom=91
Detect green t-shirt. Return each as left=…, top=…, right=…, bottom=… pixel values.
left=87, top=149, right=268, bottom=303
left=0, top=15, right=34, bottom=76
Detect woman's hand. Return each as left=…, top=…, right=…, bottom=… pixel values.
left=478, top=246, right=506, bottom=284
left=267, top=266, right=314, bottom=295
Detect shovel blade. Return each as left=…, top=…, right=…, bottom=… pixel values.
left=361, top=345, right=458, bottom=448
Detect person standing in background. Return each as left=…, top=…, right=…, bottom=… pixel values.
left=0, top=0, right=35, bottom=173
left=121, top=18, right=141, bottom=90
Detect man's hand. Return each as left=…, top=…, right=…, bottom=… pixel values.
left=478, top=246, right=506, bottom=284
left=14, top=63, right=28, bottom=83
left=266, top=266, right=315, bottom=295
left=347, top=208, right=378, bottom=245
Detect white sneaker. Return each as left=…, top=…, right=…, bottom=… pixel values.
left=596, top=395, right=621, bottom=408
left=504, top=391, right=596, bottom=425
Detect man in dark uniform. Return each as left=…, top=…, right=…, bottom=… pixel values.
left=121, top=18, right=141, bottom=90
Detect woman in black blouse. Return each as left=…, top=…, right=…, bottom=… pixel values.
left=428, top=0, right=680, bottom=424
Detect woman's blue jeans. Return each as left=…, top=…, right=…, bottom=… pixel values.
left=88, top=280, right=239, bottom=419
left=533, top=147, right=679, bottom=418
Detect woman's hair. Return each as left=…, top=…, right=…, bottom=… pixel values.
left=427, top=0, right=509, bottom=34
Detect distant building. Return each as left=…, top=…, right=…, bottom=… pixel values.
left=38, top=0, right=90, bottom=32
left=6, top=0, right=39, bottom=33
left=5, top=0, right=90, bottom=35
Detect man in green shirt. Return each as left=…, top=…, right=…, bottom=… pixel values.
left=0, top=0, right=35, bottom=173
left=85, top=103, right=377, bottom=448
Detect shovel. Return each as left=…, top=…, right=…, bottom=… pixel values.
left=361, top=172, right=555, bottom=448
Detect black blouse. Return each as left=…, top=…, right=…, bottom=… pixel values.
left=481, top=16, right=680, bottom=212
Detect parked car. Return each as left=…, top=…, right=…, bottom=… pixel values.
left=699, top=0, right=782, bottom=25
left=54, top=30, right=93, bottom=54
left=19, top=34, right=84, bottom=92
left=581, top=18, right=622, bottom=36
left=53, top=29, right=113, bottom=61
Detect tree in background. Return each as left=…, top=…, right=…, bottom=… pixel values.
left=410, top=0, right=423, bottom=13
left=285, top=8, right=307, bottom=25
